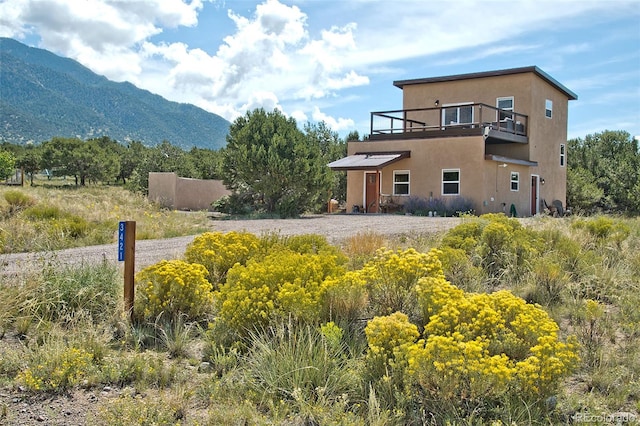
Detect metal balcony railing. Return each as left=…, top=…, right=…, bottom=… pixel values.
left=370, top=103, right=528, bottom=139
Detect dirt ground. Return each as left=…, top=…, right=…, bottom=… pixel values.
left=0, top=214, right=463, bottom=425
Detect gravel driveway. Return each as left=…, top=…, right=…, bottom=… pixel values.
left=1, top=214, right=462, bottom=276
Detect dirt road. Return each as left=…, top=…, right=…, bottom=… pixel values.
left=1, top=214, right=462, bottom=276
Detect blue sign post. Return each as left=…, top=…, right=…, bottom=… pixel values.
left=118, top=221, right=126, bottom=261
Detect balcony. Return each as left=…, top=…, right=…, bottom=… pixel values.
left=369, top=103, right=528, bottom=144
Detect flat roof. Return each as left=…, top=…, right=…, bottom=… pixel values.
left=393, top=66, right=578, bottom=100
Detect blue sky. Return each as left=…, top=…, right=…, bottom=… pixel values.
left=1, top=0, right=639, bottom=140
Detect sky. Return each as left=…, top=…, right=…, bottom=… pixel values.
left=1, top=0, right=639, bottom=141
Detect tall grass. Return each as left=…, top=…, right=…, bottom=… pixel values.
left=0, top=185, right=210, bottom=253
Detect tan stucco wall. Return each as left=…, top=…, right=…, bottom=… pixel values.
left=346, top=136, right=537, bottom=215
left=148, top=172, right=230, bottom=211
left=386, top=73, right=571, bottom=215
left=148, top=172, right=176, bottom=208
left=528, top=78, right=569, bottom=207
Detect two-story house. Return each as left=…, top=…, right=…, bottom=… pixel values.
left=329, top=66, right=577, bottom=216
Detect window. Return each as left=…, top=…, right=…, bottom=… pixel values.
left=545, top=99, right=553, bottom=118
left=393, top=171, right=410, bottom=195
left=560, top=144, right=565, bottom=167
left=497, top=96, right=514, bottom=121
left=442, top=103, right=473, bottom=126
left=510, top=172, right=519, bottom=191
left=442, top=169, right=460, bottom=195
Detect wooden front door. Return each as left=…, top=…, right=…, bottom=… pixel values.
left=365, top=172, right=380, bottom=213
left=531, top=175, right=538, bottom=216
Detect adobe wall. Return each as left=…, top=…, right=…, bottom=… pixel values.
left=148, top=172, right=230, bottom=211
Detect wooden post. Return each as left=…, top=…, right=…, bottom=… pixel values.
left=122, top=221, right=136, bottom=321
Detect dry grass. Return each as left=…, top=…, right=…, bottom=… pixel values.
left=0, top=185, right=210, bottom=253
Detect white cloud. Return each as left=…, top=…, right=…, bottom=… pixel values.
left=311, top=106, right=354, bottom=131
left=240, top=91, right=282, bottom=114
left=290, top=110, right=308, bottom=124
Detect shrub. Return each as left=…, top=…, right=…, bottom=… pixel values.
left=441, top=214, right=542, bottom=283
left=134, top=260, right=214, bottom=322
left=403, top=196, right=446, bottom=216
left=437, top=246, right=484, bottom=292
left=522, top=257, right=570, bottom=306
left=440, top=220, right=483, bottom=254
left=211, top=193, right=252, bottom=215
left=365, top=312, right=419, bottom=372
left=51, top=214, right=90, bottom=239
left=20, top=203, right=90, bottom=240
left=321, top=270, right=368, bottom=325
left=99, top=351, right=181, bottom=390
left=446, top=196, right=476, bottom=216
left=364, top=271, right=580, bottom=422
left=3, top=189, right=36, bottom=213
left=277, top=234, right=346, bottom=260
left=17, top=346, right=95, bottom=392
left=184, top=231, right=260, bottom=286
left=572, top=216, right=631, bottom=248
left=360, top=247, right=445, bottom=323
left=215, top=250, right=344, bottom=339
left=22, top=204, right=63, bottom=220
left=402, top=196, right=475, bottom=217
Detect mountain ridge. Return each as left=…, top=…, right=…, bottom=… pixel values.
left=0, top=37, right=229, bottom=149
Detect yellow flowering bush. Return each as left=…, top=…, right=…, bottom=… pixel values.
left=360, top=247, right=445, bottom=321
left=365, top=258, right=579, bottom=413
left=184, top=231, right=260, bottom=286
left=17, top=347, right=94, bottom=392
left=407, top=333, right=513, bottom=400
left=440, top=220, right=484, bottom=254
left=437, top=246, right=483, bottom=291
left=321, top=270, right=368, bottom=324
left=279, top=234, right=347, bottom=260
left=216, top=250, right=344, bottom=337
left=440, top=214, right=543, bottom=282
left=134, top=260, right=213, bottom=322
left=365, top=312, right=419, bottom=371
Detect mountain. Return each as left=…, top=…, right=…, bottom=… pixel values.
left=0, top=38, right=229, bottom=149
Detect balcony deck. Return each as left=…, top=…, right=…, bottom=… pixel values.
left=369, top=103, right=528, bottom=144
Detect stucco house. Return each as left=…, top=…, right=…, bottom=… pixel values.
left=329, top=66, right=577, bottom=216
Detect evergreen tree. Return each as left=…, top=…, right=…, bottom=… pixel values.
left=221, top=108, right=332, bottom=217
left=567, top=130, right=639, bottom=214
left=304, top=121, right=347, bottom=206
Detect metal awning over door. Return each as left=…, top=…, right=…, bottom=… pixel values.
left=327, top=151, right=410, bottom=171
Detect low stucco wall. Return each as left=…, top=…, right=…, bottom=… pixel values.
left=148, top=172, right=230, bottom=211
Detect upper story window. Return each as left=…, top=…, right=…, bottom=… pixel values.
left=393, top=171, right=410, bottom=195
left=510, top=172, right=519, bottom=191
left=442, top=169, right=460, bottom=195
left=497, top=97, right=514, bottom=121
left=442, top=103, right=473, bottom=126
left=545, top=99, right=553, bottom=118
left=560, top=144, right=566, bottom=167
